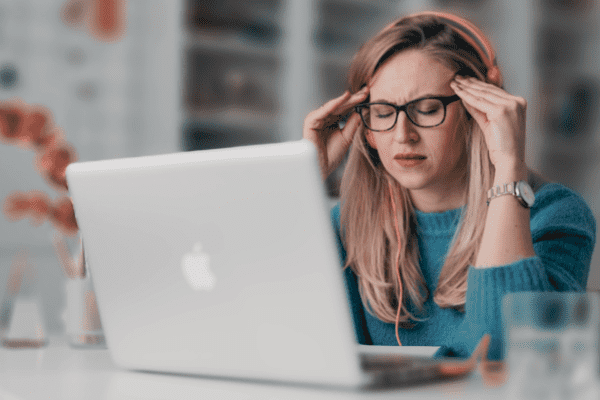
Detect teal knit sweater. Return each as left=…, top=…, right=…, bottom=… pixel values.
left=331, top=183, right=596, bottom=360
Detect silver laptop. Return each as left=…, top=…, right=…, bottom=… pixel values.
left=66, top=139, right=453, bottom=388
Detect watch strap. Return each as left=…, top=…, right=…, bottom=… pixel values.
left=487, top=181, right=518, bottom=206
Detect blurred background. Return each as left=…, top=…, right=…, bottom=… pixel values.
left=0, top=0, right=599, bottom=335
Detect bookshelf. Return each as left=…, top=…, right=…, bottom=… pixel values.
left=181, top=0, right=398, bottom=195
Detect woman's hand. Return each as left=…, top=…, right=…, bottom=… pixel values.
left=455, top=77, right=536, bottom=269
left=303, top=87, right=369, bottom=180
left=450, top=76, right=527, bottom=173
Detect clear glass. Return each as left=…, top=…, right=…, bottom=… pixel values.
left=504, top=292, right=600, bottom=400
left=65, top=275, right=106, bottom=348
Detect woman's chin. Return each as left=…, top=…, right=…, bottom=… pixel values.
left=387, top=171, right=432, bottom=191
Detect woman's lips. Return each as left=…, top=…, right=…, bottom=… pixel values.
left=394, top=153, right=426, bottom=167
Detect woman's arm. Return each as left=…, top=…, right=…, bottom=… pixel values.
left=443, top=184, right=596, bottom=360
left=447, top=76, right=596, bottom=360
left=451, top=75, right=535, bottom=268
left=474, top=161, right=536, bottom=268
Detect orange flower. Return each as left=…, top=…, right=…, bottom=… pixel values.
left=3, top=191, right=51, bottom=226
left=50, top=197, right=79, bottom=236
left=61, top=0, right=126, bottom=42
left=0, top=101, right=27, bottom=142
left=3, top=192, right=78, bottom=236
left=2, top=98, right=79, bottom=235
left=23, top=107, right=55, bottom=149
left=3, top=192, right=33, bottom=221
left=37, top=142, right=78, bottom=191
left=0, top=101, right=57, bottom=151
left=89, top=0, right=127, bottom=42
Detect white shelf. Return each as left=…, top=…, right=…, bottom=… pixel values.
left=185, top=107, right=277, bottom=134
left=184, top=31, right=281, bottom=59
left=182, top=0, right=397, bottom=148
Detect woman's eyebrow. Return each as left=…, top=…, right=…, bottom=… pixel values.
left=369, top=93, right=448, bottom=104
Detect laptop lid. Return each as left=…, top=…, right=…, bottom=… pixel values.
left=66, top=139, right=367, bottom=387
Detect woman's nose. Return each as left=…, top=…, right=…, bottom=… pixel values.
left=392, top=112, right=418, bottom=143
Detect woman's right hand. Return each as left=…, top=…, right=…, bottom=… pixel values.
left=303, top=87, right=369, bottom=180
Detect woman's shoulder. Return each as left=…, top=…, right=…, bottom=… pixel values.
left=529, top=176, right=596, bottom=238
left=528, top=169, right=587, bottom=207
left=532, top=180, right=590, bottom=212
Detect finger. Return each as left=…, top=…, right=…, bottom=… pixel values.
left=462, top=83, right=527, bottom=111
left=326, top=114, right=362, bottom=158
left=311, top=88, right=369, bottom=122
left=462, top=98, right=490, bottom=129
left=456, top=85, right=513, bottom=107
left=455, top=77, right=523, bottom=103
left=454, top=82, right=527, bottom=128
left=452, top=85, right=490, bottom=126
left=452, top=82, right=499, bottom=114
left=339, top=112, right=363, bottom=145
left=455, top=75, right=504, bottom=93
left=308, top=91, right=351, bottom=122
left=304, top=115, right=345, bottom=136
left=324, top=115, right=363, bottom=175
left=321, top=88, right=369, bottom=115
left=305, top=92, right=369, bottom=133
left=453, top=79, right=514, bottom=105
left=330, top=88, right=370, bottom=116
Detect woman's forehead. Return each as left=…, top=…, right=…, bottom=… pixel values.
left=369, top=50, right=455, bottom=102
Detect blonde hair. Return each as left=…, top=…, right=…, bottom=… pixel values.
left=340, top=14, right=496, bottom=331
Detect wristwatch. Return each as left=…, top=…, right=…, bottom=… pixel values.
left=487, top=180, right=535, bottom=208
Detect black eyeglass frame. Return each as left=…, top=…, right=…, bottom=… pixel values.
left=355, top=94, right=461, bottom=131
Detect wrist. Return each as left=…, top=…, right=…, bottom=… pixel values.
left=492, top=161, right=527, bottom=184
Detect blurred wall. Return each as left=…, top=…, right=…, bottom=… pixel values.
left=0, top=0, right=181, bottom=333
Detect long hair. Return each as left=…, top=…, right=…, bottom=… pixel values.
left=340, top=14, right=496, bottom=328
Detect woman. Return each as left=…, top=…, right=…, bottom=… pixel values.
left=303, top=12, right=596, bottom=360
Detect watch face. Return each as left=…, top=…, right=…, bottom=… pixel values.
left=517, top=181, right=535, bottom=207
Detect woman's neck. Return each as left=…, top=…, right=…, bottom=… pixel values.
left=409, top=166, right=468, bottom=213
left=410, top=190, right=465, bottom=213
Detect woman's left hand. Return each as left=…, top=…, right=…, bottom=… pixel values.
left=450, top=76, right=527, bottom=170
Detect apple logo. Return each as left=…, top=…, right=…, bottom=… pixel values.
left=181, top=242, right=216, bottom=290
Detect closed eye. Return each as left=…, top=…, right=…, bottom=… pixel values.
left=371, top=104, right=395, bottom=119
left=416, top=108, right=440, bottom=115
left=414, top=101, right=442, bottom=115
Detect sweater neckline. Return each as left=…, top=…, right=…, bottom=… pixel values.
left=414, top=207, right=463, bottom=235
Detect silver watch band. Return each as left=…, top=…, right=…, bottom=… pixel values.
left=486, top=182, right=516, bottom=205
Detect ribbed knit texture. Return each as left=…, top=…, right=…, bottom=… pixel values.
left=331, top=182, right=596, bottom=360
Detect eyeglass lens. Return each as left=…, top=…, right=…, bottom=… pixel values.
left=362, top=98, right=447, bottom=130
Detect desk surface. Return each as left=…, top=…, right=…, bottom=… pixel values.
left=1, top=337, right=510, bottom=400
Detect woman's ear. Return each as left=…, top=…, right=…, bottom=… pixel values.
left=365, top=130, right=378, bottom=149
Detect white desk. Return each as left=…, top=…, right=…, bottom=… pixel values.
left=0, top=337, right=510, bottom=400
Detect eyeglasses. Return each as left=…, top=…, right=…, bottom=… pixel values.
left=355, top=95, right=460, bottom=131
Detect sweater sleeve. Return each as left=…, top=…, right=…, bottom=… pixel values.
left=436, top=183, right=596, bottom=361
